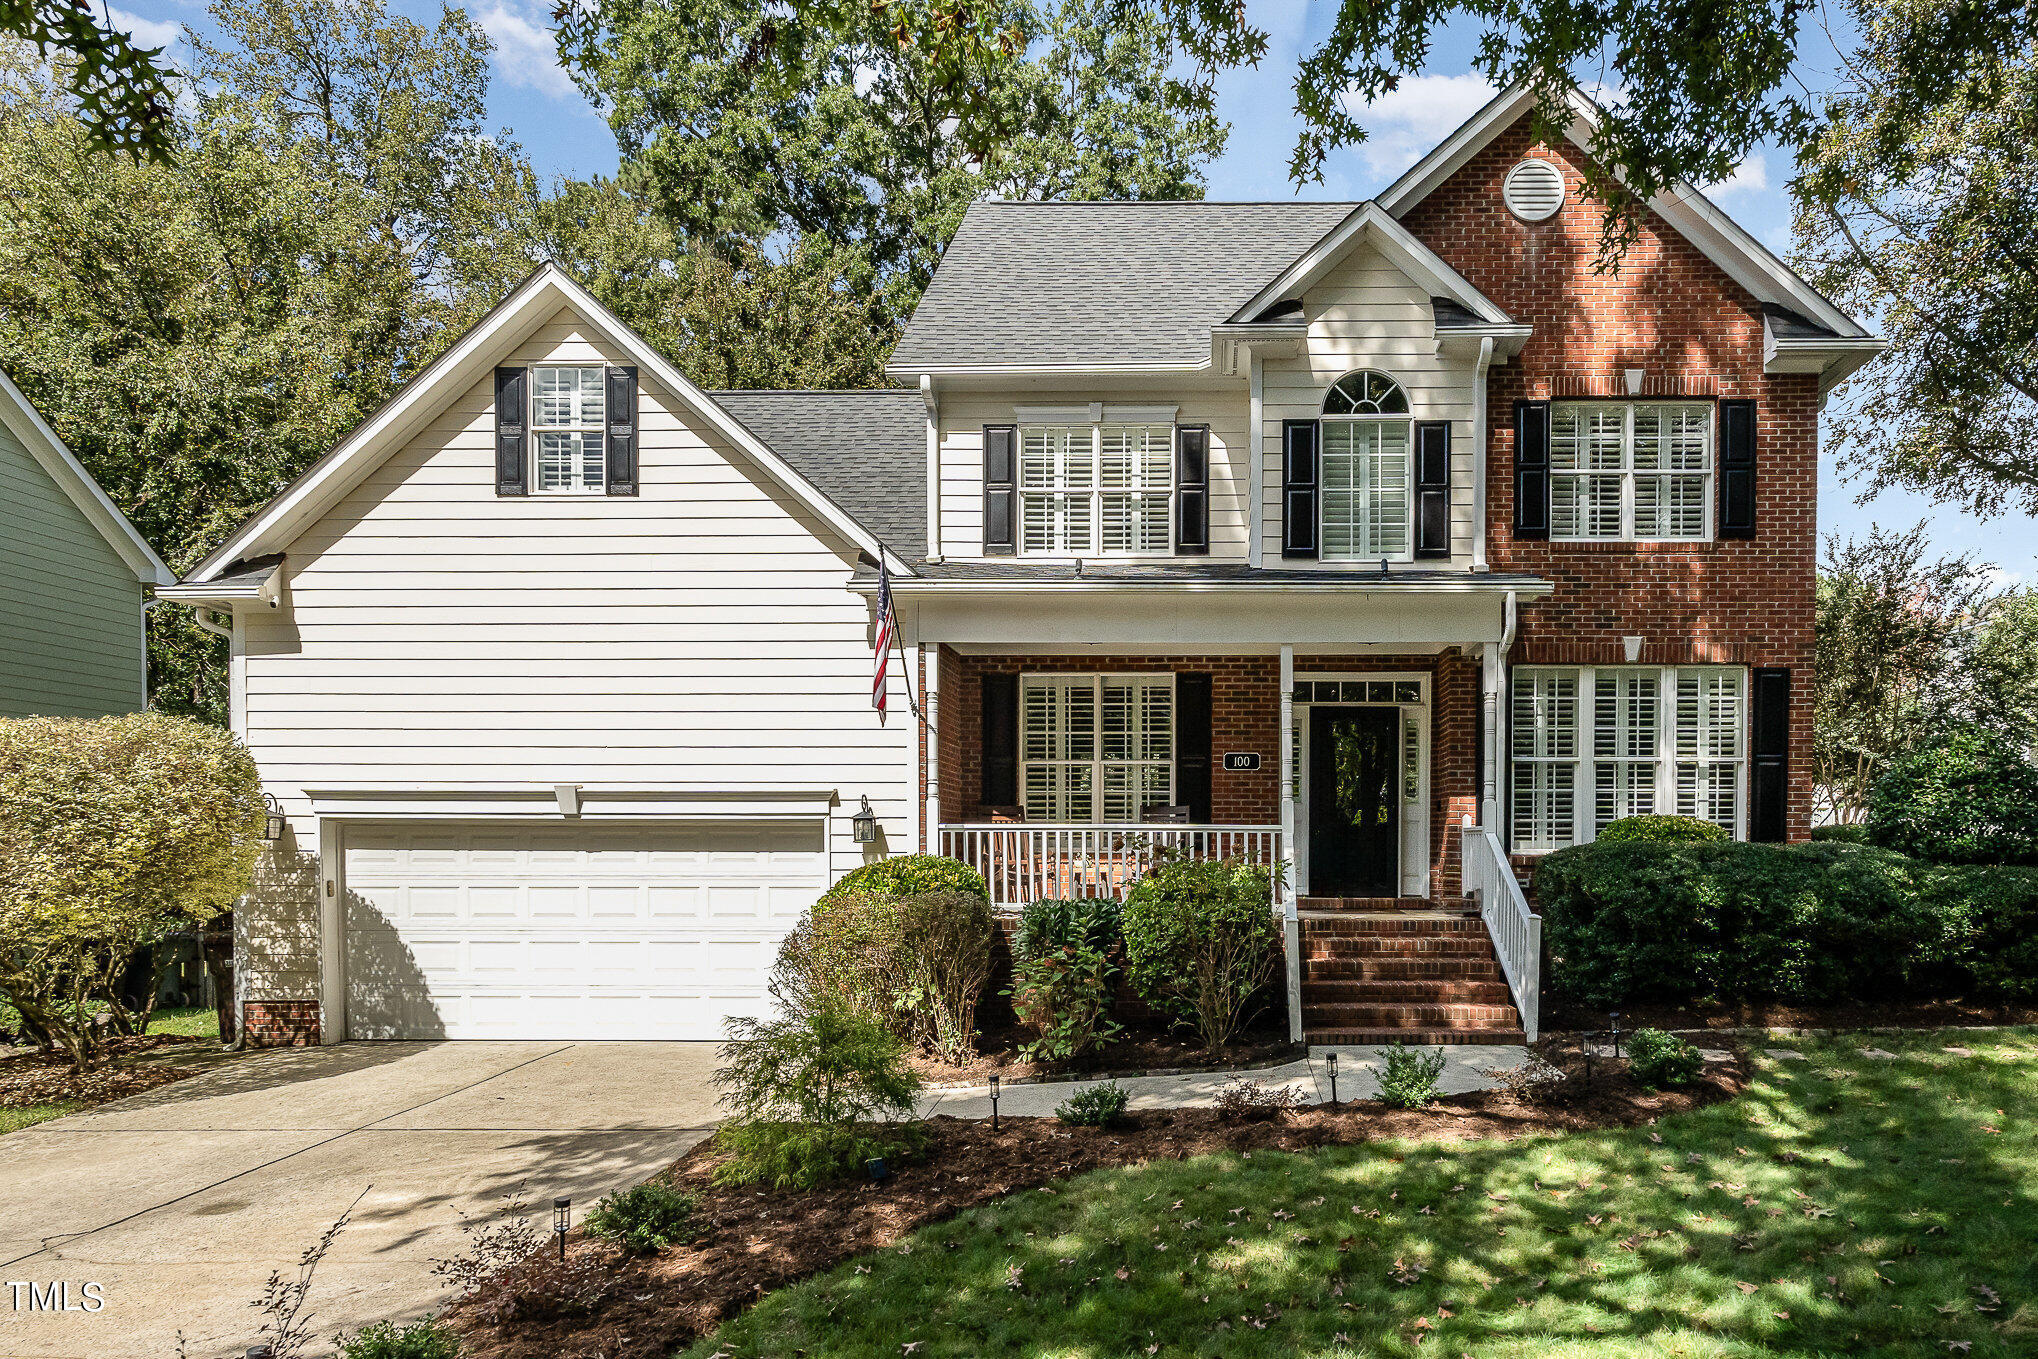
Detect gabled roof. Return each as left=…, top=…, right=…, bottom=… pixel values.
left=710, top=389, right=925, bottom=553
left=888, top=200, right=1358, bottom=374
left=1377, top=83, right=1873, bottom=341
left=1225, top=202, right=1513, bottom=328
left=0, top=367, right=173, bottom=586
left=185, top=266, right=905, bottom=584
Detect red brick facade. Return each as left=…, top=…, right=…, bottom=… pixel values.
left=1402, top=116, right=1819, bottom=840
left=243, top=1000, right=321, bottom=1047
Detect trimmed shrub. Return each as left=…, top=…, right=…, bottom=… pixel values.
left=339, top=1321, right=460, bottom=1359
left=711, top=1119, right=927, bottom=1191
left=1930, top=864, right=2038, bottom=999
left=1014, top=896, right=1122, bottom=959
left=1009, top=898, right=1124, bottom=1065
left=1378, top=1044, right=1446, bottom=1109
left=1595, top=814, right=1728, bottom=845
left=1809, top=823, right=1870, bottom=844
left=1866, top=725, right=2038, bottom=865
left=1122, top=855, right=1280, bottom=1053
left=1055, top=1081, right=1130, bottom=1126
left=822, top=854, right=988, bottom=902
left=771, top=890, right=906, bottom=1024
left=1627, top=1029, right=1703, bottom=1088
left=893, top=890, right=995, bottom=1063
left=585, top=1183, right=697, bottom=1254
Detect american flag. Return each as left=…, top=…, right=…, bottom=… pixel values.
left=872, top=558, right=897, bottom=724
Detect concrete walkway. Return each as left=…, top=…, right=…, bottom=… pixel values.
left=0, top=1041, right=722, bottom=1359
left=918, top=1043, right=1529, bottom=1118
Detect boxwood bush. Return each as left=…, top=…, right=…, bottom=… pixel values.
left=823, top=854, right=989, bottom=902
left=1122, top=856, right=1279, bottom=1052
left=1865, top=725, right=2038, bottom=865
left=1594, top=814, right=1728, bottom=845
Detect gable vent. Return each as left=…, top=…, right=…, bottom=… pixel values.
left=1502, top=159, right=1565, bottom=222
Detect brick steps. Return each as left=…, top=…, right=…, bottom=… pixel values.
left=1302, top=979, right=1515, bottom=1004
left=1307, top=1028, right=1527, bottom=1046
left=1306, top=956, right=1503, bottom=980
left=1298, top=910, right=1523, bottom=1041
left=1299, top=895, right=1478, bottom=914
left=1305, top=1001, right=1522, bottom=1026
left=1303, top=937, right=1496, bottom=959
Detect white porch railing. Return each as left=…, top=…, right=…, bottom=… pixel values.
left=1459, top=816, right=1542, bottom=1042
left=940, top=823, right=1284, bottom=911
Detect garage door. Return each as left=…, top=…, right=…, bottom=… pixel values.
left=342, top=819, right=826, bottom=1040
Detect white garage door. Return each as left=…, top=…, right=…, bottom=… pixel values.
left=342, top=819, right=826, bottom=1040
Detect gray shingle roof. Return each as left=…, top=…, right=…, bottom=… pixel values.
left=710, top=390, right=925, bottom=554
left=1761, top=302, right=1839, bottom=341
left=889, top=201, right=1361, bottom=371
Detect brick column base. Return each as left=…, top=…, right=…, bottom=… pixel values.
left=243, top=1000, right=322, bottom=1047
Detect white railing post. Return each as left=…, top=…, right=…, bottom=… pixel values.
left=1458, top=814, right=1540, bottom=1043
left=936, top=823, right=1283, bottom=912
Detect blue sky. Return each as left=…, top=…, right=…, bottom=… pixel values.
left=108, top=0, right=2038, bottom=581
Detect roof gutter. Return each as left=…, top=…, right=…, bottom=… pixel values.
left=921, top=375, right=942, bottom=563
left=1471, top=336, right=1495, bottom=573
left=854, top=578, right=1555, bottom=599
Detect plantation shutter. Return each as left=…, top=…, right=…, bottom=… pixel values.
left=1174, top=425, right=1210, bottom=554
left=1513, top=400, right=1549, bottom=538
left=1175, top=672, right=1213, bottom=823
left=982, top=425, right=1017, bottom=555
left=494, top=367, right=528, bottom=496
left=981, top=672, right=1020, bottom=808
left=1414, top=419, right=1451, bottom=559
left=1718, top=398, right=1757, bottom=539
left=605, top=365, right=638, bottom=496
left=1749, top=666, right=1790, bottom=841
left=1281, top=419, right=1319, bottom=558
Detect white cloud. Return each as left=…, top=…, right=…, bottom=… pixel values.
left=107, top=7, right=182, bottom=55
left=476, top=3, right=578, bottom=102
left=1338, top=73, right=1497, bottom=186
left=1703, top=153, right=1769, bottom=200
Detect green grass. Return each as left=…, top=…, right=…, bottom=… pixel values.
left=0, top=1101, right=81, bottom=1133
left=684, top=1031, right=2038, bottom=1358
left=144, top=1006, right=219, bottom=1038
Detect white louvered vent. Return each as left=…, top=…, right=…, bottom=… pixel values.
left=1502, top=159, right=1565, bottom=222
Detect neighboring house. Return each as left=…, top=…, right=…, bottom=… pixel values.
left=164, top=86, right=1880, bottom=1049
left=0, top=368, right=175, bottom=717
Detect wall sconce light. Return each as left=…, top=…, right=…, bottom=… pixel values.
left=1326, top=1050, right=1339, bottom=1107
left=553, top=1196, right=571, bottom=1260
left=988, top=1073, right=1001, bottom=1131
left=851, top=795, right=879, bottom=845
left=261, top=793, right=286, bottom=842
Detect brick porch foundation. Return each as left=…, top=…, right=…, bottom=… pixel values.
left=243, top=1000, right=321, bottom=1047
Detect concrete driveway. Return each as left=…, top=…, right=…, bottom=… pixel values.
left=0, top=1042, right=722, bottom=1359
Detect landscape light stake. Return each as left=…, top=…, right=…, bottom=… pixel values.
left=989, top=1074, right=1000, bottom=1131
left=1326, top=1050, right=1339, bottom=1106
left=867, top=1156, right=889, bottom=1182
left=1610, top=1012, right=1623, bottom=1059
left=554, top=1197, right=570, bottom=1261
left=1583, top=1031, right=1596, bottom=1086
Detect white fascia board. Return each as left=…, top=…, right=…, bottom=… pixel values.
left=860, top=577, right=1554, bottom=599
left=1225, top=204, right=1512, bottom=327
left=190, top=265, right=903, bottom=584
left=155, top=568, right=280, bottom=609
left=0, top=368, right=173, bottom=585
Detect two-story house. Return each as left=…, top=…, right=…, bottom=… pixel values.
left=164, top=86, right=1879, bottom=1048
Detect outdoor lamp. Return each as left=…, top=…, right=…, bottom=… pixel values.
left=553, top=1197, right=571, bottom=1260
left=1326, top=1050, right=1339, bottom=1107
left=851, top=795, right=879, bottom=845
left=261, top=793, right=286, bottom=842
left=989, top=1073, right=1001, bottom=1131
left=1609, top=1011, right=1623, bottom=1059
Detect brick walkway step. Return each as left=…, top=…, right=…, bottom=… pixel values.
left=1303, top=936, right=1498, bottom=958
left=1307, top=1028, right=1527, bottom=1046
left=1300, top=915, right=1490, bottom=936
left=1302, top=979, right=1516, bottom=1004
left=1306, top=1001, right=1522, bottom=1026
left=1298, top=896, right=1478, bottom=914
left=1305, top=957, right=1504, bottom=981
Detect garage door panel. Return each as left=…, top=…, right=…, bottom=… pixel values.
left=343, top=819, right=825, bottom=1040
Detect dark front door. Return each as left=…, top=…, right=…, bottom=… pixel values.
left=1308, top=706, right=1400, bottom=897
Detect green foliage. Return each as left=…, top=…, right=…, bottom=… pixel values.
left=892, top=890, right=995, bottom=1063
left=822, top=855, right=989, bottom=903
left=1377, top=1044, right=1446, bottom=1110
left=336, top=1320, right=459, bottom=1359
left=0, top=714, right=264, bottom=1068
left=710, top=1120, right=927, bottom=1193
left=1866, top=724, right=2038, bottom=865
left=1014, top=897, right=1122, bottom=959
left=1054, top=1081, right=1130, bottom=1127
left=1010, top=943, right=1121, bottom=1064
left=1121, top=856, right=1279, bottom=1053
left=1625, top=1029, right=1703, bottom=1089
left=1809, top=823, right=1871, bottom=844
left=0, top=1, right=176, bottom=159
left=584, top=1183, right=697, bottom=1255
left=1927, top=865, right=2038, bottom=999
left=1594, top=815, right=1729, bottom=845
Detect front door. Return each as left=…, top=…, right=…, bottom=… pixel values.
left=1308, top=706, right=1400, bottom=897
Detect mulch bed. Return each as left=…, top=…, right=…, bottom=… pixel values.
left=447, top=1046, right=1744, bottom=1359
left=0, top=1034, right=204, bottom=1112
left=1545, top=996, right=2038, bottom=1034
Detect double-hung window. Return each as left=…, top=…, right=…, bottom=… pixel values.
left=1320, top=370, right=1413, bottom=560
left=1020, top=674, right=1174, bottom=821
left=532, top=365, right=606, bottom=493
left=1019, top=421, right=1172, bottom=554
left=1550, top=402, right=1712, bottom=540
left=1510, top=665, right=1747, bottom=850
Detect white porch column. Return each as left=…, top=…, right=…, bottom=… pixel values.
left=922, top=643, right=940, bottom=854
left=1279, top=644, right=1302, bottom=1043
left=1481, top=639, right=1502, bottom=830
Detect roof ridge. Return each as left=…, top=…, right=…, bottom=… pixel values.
left=710, top=387, right=918, bottom=396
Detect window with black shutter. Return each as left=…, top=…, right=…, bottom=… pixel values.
left=980, top=673, right=1019, bottom=807
left=605, top=366, right=638, bottom=496
left=1513, top=400, right=1549, bottom=538
left=1175, top=425, right=1210, bottom=554
left=1414, top=420, right=1451, bottom=558
left=1281, top=419, right=1319, bottom=558
left=495, top=367, right=528, bottom=496
left=1719, top=398, right=1757, bottom=539
left=982, top=425, right=1016, bottom=555
left=1175, top=672, right=1213, bottom=822
left=1750, top=666, right=1790, bottom=841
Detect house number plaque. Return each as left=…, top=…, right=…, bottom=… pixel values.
left=1221, top=752, right=1261, bottom=771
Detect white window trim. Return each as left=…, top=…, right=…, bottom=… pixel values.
left=1550, top=400, right=1715, bottom=543
left=530, top=364, right=607, bottom=496
left=1018, top=672, right=1176, bottom=823
left=1319, top=414, right=1417, bottom=563
left=1015, top=416, right=1177, bottom=558
left=1509, top=664, right=1749, bottom=852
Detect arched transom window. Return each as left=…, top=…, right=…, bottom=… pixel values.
left=1320, top=370, right=1414, bottom=560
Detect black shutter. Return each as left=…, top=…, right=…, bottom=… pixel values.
left=1281, top=419, right=1319, bottom=558
left=1750, top=666, right=1790, bottom=842
left=981, top=673, right=1019, bottom=807
left=1513, top=400, right=1549, bottom=538
left=1175, top=672, right=1213, bottom=823
left=1415, top=419, right=1451, bottom=559
left=982, top=425, right=1017, bottom=555
left=1719, top=398, right=1757, bottom=539
left=1175, top=425, right=1210, bottom=554
left=494, top=367, right=528, bottom=496
left=605, top=365, right=638, bottom=497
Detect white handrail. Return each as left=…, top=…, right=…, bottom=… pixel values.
left=938, top=823, right=1283, bottom=911
left=1459, top=815, right=1541, bottom=1042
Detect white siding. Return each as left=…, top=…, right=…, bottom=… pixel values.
left=237, top=307, right=915, bottom=1004
left=0, top=422, right=146, bottom=717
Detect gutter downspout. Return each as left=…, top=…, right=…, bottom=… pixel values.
left=1471, top=336, right=1495, bottom=573
left=1481, top=589, right=1519, bottom=831
left=921, top=375, right=942, bottom=563
left=1248, top=352, right=1265, bottom=568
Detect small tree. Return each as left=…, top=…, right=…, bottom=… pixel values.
left=0, top=713, right=265, bottom=1068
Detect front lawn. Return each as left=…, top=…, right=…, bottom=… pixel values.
left=0, top=1100, right=80, bottom=1133
left=686, top=1032, right=2038, bottom=1358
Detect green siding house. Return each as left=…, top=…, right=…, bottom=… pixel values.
left=0, top=369, right=173, bottom=717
